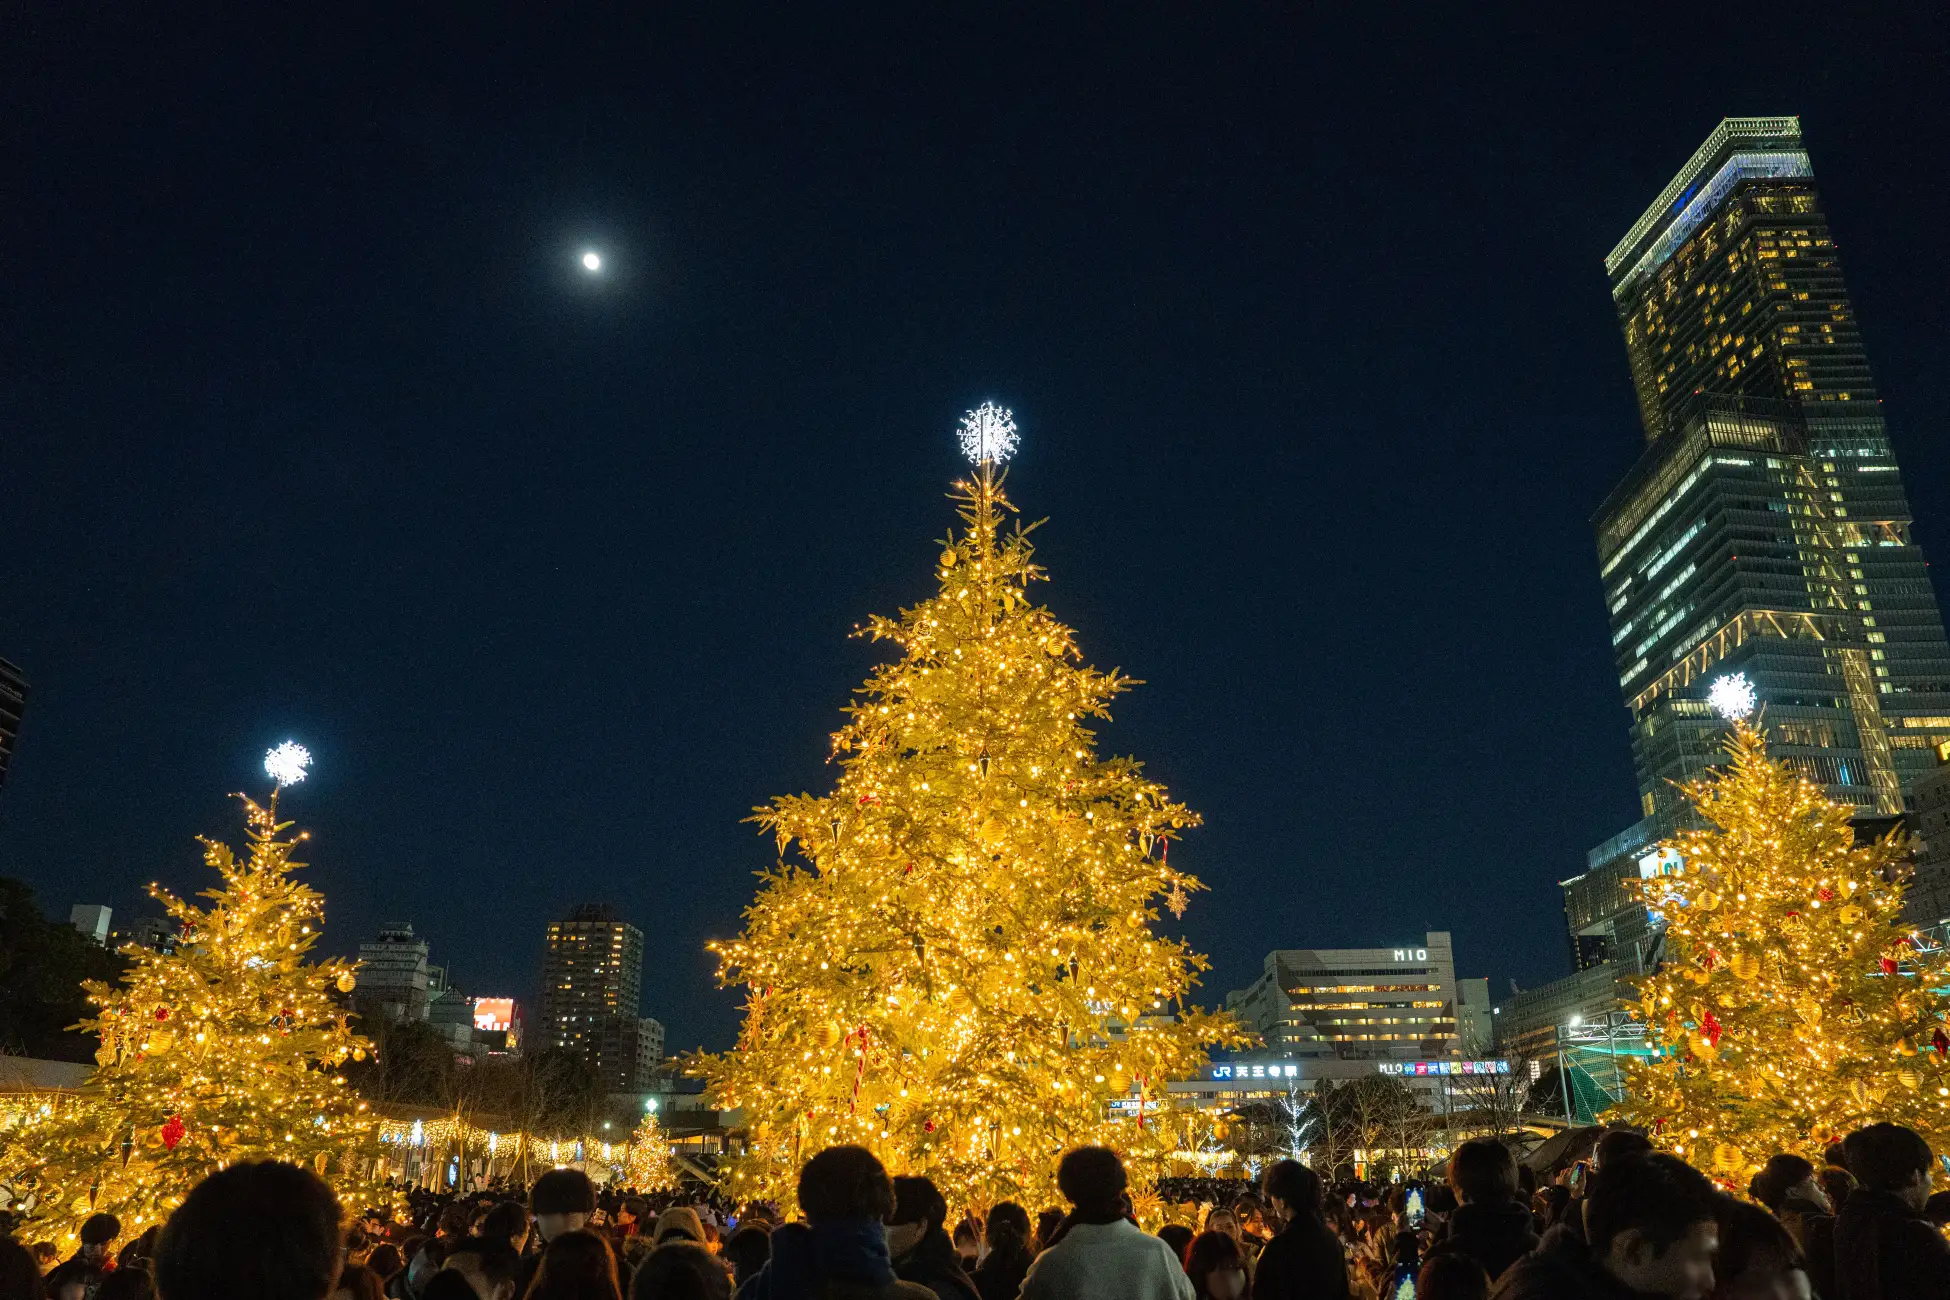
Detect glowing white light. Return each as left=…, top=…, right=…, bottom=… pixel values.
left=1708, top=672, right=1758, bottom=719
left=581, top=251, right=602, bottom=271
left=957, top=402, right=1019, bottom=465
left=264, top=741, right=313, bottom=788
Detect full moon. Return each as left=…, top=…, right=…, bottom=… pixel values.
left=581, top=251, right=602, bottom=272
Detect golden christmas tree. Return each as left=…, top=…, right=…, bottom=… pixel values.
left=700, top=405, right=1245, bottom=1209
left=0, top=747, right=375, bottom=1244
left=1614, top=704, right=1950, bottom=1181
left=624, top=1105, right=678, bottom=1191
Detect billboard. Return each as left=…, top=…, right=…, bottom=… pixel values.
left=473, top=997, right=516, bottom=1032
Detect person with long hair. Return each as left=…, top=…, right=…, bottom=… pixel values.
left=523, top=1230, right=622, bottom=1300
left=974, top=1203, right=1034, bottom=1300
left=1185, top=1232, right=1250, bottom=1300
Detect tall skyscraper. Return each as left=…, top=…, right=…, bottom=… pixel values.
left=539, top=903, right=646, bottom=1091
left=1568, top=116, right=1950, bottom=962
left=0, top=658, right=27, bottom=792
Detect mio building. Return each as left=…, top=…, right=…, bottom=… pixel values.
left=1225, top=932, right=1464, bottom=1061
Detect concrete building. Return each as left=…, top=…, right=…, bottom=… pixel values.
left=68, top=904, right=112, bottom=945
left=637, top=1017, right=665, bottom=1080
left=355, top=922, right=432, bottom=1022
left=1455, top=977, right=1494, bottom=1057
left=1493, top=965, right=1639, bottom=1064
left=110, top=916, right=178, bottom=954
left=1226, top=932, right=1462, bottom=1062
left=540, top=904, right=647, bottom=1092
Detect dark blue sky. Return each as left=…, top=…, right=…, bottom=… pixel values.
left=3, top=7, right=1945, bottom=1052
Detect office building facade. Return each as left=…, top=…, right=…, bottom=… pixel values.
left=539, top=904, right=647, bottom=1091
left=1599, top=116, right=1950, bottom=819
left=1564, top=116, right=1950, bottom=975
left=1226, top=932, right=1461, bottom=1062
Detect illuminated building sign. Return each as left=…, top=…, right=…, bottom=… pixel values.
left=1209, top=1063, right=1299, bottom=1081
left=1377, top=1059, right=1510, bottom=1076
left=473, top=998, right=520, bottom=1049
left=1392, top=947, right=1429, bottom=961
left=1637, top=847, right=1683, bottom=879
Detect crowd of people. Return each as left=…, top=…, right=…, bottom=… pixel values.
left=2, top=1118, right=1948, bottom=1300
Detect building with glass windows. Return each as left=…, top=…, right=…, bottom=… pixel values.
left=1562, top=116, right=1950, bottom=969
left=540, top=903, right=649, bottom=1091
left=1225, top=932, right=1462, bottom=1062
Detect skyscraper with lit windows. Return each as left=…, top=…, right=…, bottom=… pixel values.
left=1567, top=116, right=1950, bottom=962
left=540, top=903, right=647, bottom=1091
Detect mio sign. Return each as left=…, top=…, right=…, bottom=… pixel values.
left=1392, top=948, right=1429, bottom=961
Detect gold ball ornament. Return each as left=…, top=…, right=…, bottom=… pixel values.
left=814, top=1022, right=843, bottom=1050
left=1794, top=1000, right=1822, bottom=1026
left=1712, top=1142, right=1744, bottom=1173
left=940, top=550, right=957, bottom=568
left=1696, top=890, right=1722, bottom=911
left=1899, top=1068, right=1922, bottom=1090
left=337, top=972, right=357, bottom=993
left=1730, top=953, right=1761, bottom=981
left=146, top=1027, right=176, bottom=1054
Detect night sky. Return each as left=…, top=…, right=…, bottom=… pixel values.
left=4, top=8, right=1946, bottom=1053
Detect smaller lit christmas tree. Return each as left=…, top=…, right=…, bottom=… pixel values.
left=0, top=747, right=375, bottom=1243
left=1615, top=709, right=1950, bottom=1180
left=623, top=1103, right=677, bottom=1191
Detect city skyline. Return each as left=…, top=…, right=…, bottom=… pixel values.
left=3, top=10, right=1945, bottom=1053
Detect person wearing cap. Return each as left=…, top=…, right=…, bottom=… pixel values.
left=47, top=1212, right=120, bottom=1300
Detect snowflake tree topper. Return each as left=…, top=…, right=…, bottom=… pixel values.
left=1707, top=672, right=1758, bottom=720
left=957, top=402, right=1019, bottom=465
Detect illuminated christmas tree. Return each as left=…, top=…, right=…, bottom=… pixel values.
left=0, top=747, right=375, bottom=1244
left=1614, top=704, right=1950, bottom=1182
left=701, top=405, right=1245, bottom=1209
left=623, top=1105, right=678, bottom=1191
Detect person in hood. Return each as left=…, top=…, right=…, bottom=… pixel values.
left=734, top=1145, right=933, bottom=1300
left=887, top=1178, right=978, bottom=1300
left=1424, top=1139, right=1538, bottom=1284
left=1492, top=1154, right=1717, bottom=1300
